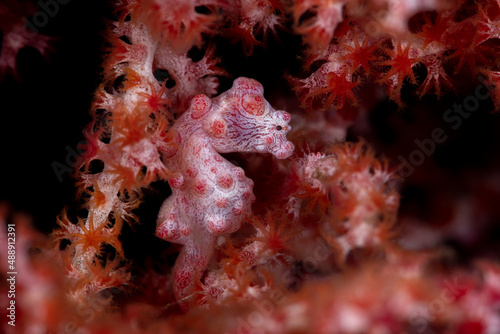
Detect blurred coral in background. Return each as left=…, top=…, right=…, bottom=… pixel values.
left=1, top=0, right=500, bottom=333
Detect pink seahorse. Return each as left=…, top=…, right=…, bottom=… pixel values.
left=156, top=77, right=294, bottom=310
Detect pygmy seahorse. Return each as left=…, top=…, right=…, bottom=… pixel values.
left=156, top=77, right=294, bottom=310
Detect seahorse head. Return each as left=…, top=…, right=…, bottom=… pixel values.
left=204, top=77, right=295, bottom=159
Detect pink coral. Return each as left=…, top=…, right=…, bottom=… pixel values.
left=156, top=77, right=294, bottom=309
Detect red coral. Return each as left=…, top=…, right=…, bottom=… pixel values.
left=376, top=41, right=421, bottom=106
left=133, top=0, right=225, bottom=50
left=53, top=210, right=124, bottom=258
left=289, top=42, right=361, bottom=110
left=339, top=29, right=379, bottom=76
left=418, top=52, right=454, bottom=98
left=287, top=152, right=331, bottom=215
left=248, top=210, right=299, bottom=256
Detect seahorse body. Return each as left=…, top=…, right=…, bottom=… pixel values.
left=156, top=77, right=294, bottom=310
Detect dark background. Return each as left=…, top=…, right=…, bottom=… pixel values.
left=0, top=0, right=109, bottom=232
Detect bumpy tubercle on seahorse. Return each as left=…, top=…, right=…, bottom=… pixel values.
left=155, top=77, right=295, bottom=310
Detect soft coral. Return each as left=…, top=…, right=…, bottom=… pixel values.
left=133, top=0, right=225, bottom=50
left=376, top=40, right=421, bottom=106
left=248, top=210, right=299, bottom=257
left=289, top=42, right=360, bottom=110
left=292, top=0, right=346, bottom=51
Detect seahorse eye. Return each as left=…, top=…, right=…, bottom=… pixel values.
left=276, top=125, right=283, bottom=131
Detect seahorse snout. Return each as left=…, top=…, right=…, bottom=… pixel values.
left=270, top=140, right=295, bottom=159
